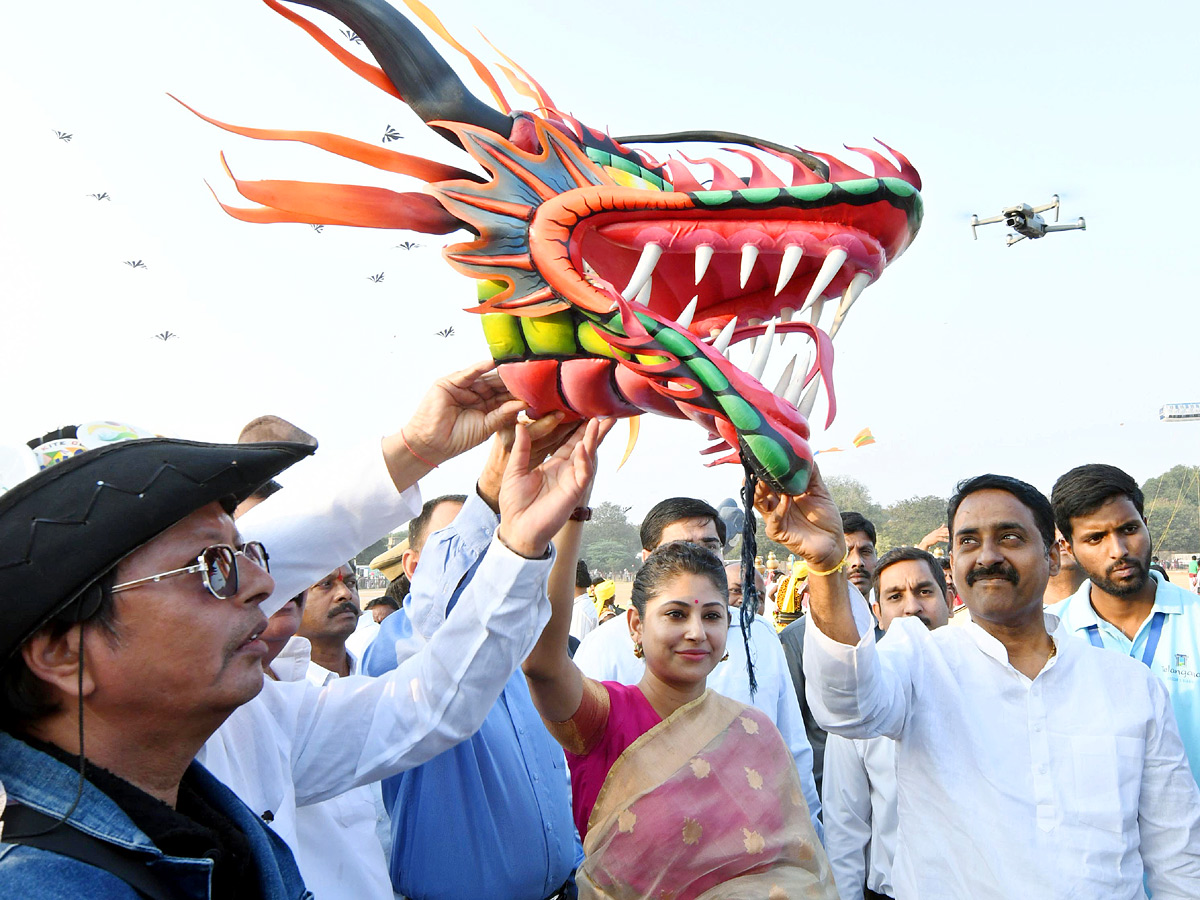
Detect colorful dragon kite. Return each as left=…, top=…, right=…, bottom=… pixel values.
left=183, top=0, right=922, bottom=495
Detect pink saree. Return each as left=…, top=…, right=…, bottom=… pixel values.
left=577, top=690, right=834, bottom=900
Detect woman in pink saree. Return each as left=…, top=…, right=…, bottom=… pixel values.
left=524, top=541, right=834, bottom=899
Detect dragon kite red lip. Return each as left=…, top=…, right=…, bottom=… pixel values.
left=183, top=0, right=923, bottom=495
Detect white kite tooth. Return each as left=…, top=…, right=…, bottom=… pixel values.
left=694, top=244, right=714, bottom=285
left=829, top=271, right=871, bottom=340
left=622, top=243, right=663, bottom=300
left=635, top=279, right=652, bottom=306
left=739, top=243, right=760, bottom=289
left=676, top=295, right=698, bottom=329
left=785, top=347, right=813, bottom=405
left=748, top=320, right=776, bottom=380
left=712, top=317, right=738, bottom=354
left=778, top=306, right=794, bottom=345
left=772, top=355, right=798, bottom=396
left=748, top=316, right=762, bottom=352
left=800, top=247, right=848, bottom=312
left=808, top=298, right=825, bottom=327
left=797, top=376, right=821, bottom=418
left=775, top=245, right=804, bottom=296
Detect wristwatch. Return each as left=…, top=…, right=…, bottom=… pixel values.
left=568, top=506, right=592, bottom=522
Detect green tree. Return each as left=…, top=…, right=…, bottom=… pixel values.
left=1142, top=465, right=1200, bottom=553
left=579, top=501, right=642, bottom=575
left=877, top=495, right=947, bottom=552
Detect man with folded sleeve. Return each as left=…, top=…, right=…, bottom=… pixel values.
left=756, top=469, right=1200, bottom=899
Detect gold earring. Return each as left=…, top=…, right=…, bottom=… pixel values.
left=720, top=652, right=730, bottom=662
left=633, top=641, right=644, bottom=659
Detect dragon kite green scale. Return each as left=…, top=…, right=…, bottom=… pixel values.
left=187, top=0, right=923, bottom=495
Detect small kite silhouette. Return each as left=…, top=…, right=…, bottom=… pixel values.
left=395, top=241, right=421, bottom=251
left=54, top=130, right=73, bottom=142
left=382, top=125, right=402, bottom=142
left=309, top=224, right=324, bottom=233
left=340, top=28, right=362, bottom=44
left=88, top=192, right=111, bottom=201
left=124, top=260, right=147, bottom=269
left=368, top=272, right=385, bottom=283
left=153, top=331, right=178, bottom=341
left=436, top=327, right=455, bottom=338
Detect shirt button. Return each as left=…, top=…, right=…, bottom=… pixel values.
left=533, top=773, right=540, bottom=782
left=1038, top=764, right=1048, bottom=775
left=1032, top=722, right=1043, bottom=732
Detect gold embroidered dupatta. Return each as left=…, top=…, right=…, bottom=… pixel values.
left=579, top=690, right=834, bottom=900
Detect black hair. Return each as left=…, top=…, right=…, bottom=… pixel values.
left=383, top=572, right=410, bottom=605
left=871, top=546, right=948, bottom=600
left=0, top=570, right=121, bottom=730
left=590, top=575, right=606, bottom=588
left=408, top=494, right=467, bottom=553
left=948, top=474, right=1055, bottom=551
left=1051, top=464, right=1144, bottom=543
left=365, top=595, right=400, bottom=612
left=639, top=498, right=726, bottom=552
left=576, top=559, right=592, bottom=591
left=840, top=511, right=877, bottom=545
left=630, top=541, right=728, bottom=617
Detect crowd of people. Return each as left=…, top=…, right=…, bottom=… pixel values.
left=0, top=360, right=1198, bottom=899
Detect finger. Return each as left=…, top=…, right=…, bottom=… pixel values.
left=804, top=463, right=832, bottom=500
left=595, top=417, right=618, bottom=443
left=482, top=398, right=529, bottom=434
left=506, top=421, right=533, bottom=480
left=525, top=410, right=567, bottom=443
left=442, top=358, right=498, bottom=387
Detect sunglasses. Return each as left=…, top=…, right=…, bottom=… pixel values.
left=111, top=542, right=270, bottom=600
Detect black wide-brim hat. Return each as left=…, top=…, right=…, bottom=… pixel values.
left=0, top=438, right=316, bottom=659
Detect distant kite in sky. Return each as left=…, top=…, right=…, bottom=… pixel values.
left=124, top=260, right=147, bottom=269
left=53, top=130, right=72, bottom=142
left=88, top=192, right=111, bottom=201
left=309, top=224, right=324, bottom=233
left=340, top=28, right=362, bottom=44
left=436, top=326, right=455, bottom=338
left=814, top=427, right=876, bottom=455
left=153, top=331, right=178, bottom=341
left=394, top=241, right=421, bottom=251
left=368, top=272, right=385, bottom=283
left=381, top=125, right=402, bottom=142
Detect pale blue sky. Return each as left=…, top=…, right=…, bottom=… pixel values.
left=2, top=0, right=1197, bottom=518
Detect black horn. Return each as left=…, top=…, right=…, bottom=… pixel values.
left=287, top=0, right=513, bottom=140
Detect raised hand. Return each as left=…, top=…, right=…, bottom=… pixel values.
left=918, top=524, right=951, bottom=552
left=401, top=360, right=527, bottom=467
left=476, top=412, right=576, bottom=512
left=497, top=418, right=613, bottom=559
left=754, top=465, right=847, bottom=571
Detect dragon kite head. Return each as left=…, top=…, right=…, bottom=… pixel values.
left=189, top=0, right=922, bottom=495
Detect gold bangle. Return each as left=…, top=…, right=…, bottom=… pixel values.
left=807, top=550, right=849, bottom=577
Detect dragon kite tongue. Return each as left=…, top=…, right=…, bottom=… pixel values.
left=187, top=0, right=922, bottom=495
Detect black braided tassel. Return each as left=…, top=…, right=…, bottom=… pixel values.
left=739, top=464, right=759, bottom=697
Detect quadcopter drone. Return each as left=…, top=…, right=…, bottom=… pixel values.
left=971, top=195, right=1086, bottom=246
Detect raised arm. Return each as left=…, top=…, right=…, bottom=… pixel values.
left=522, top=421, right=612, bottom=725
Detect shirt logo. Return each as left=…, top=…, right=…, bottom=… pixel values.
left=1176, top=653, right=1190, bottom=668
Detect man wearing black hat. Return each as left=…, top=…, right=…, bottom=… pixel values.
left=0, top=361, right=605, bottom=899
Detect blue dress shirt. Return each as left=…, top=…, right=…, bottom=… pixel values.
left=363, top=493, right=580, bottom=900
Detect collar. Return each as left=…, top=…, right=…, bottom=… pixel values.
left=1064, top=569, right=1185, bottom=633
left=269, top=635, right=312, bottom=682
left=962, top=613, right=1067, bottom=672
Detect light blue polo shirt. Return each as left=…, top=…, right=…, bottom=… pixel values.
left=1048, top=571, right=1200, bottom=783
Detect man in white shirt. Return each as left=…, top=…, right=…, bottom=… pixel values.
left=568, top=560, right=598, bottom=642
left=756, top=469, right=1200, bottom=899
left=198, top=364, right=607, bottom=886
left=573, top=495, right=823, bottom=838
left=822, top=547, right=951, bottom=900
left=271, top=565, right=393, bottom=900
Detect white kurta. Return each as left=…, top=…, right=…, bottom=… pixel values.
left=271, top=637, right=394, bottom=900
left=201, top=438, right=556, bottom=887
left=573, top=610, right=824, bottom=840
left=804, top=595, right=1200, bottom=900
left=822, top=733, right=897, bottom=899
